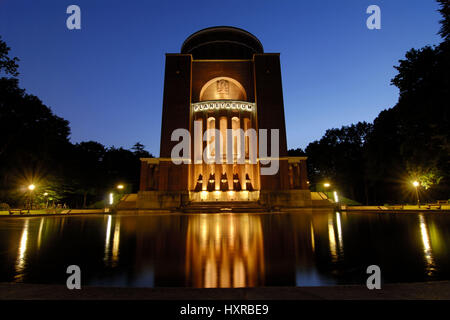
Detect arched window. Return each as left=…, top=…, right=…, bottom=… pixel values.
left=199, top=77, right=247, bottom=101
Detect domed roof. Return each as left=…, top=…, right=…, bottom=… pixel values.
left=181, top=26, right=264, bottom=59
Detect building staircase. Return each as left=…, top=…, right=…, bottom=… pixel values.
left=180, top=200, right=269, bottom=213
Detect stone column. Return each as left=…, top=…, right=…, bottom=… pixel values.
left=140, top=160, right=148, bottom=191
left=239, top=114, right=245, bottom=190
left=202, top=114, right=207, bottom=190
left=215, top=114, right=220, bottom=191
left=227, top=114, right=233, bottom=190
left=300, top=160, right=308, bottom=189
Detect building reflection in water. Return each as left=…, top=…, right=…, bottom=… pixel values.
left=3, top=211, right=449, bottom=287
left=15, top=220, right=29, bottom=281
left=419, top=214, right=435, bottom=275
left=185, top=214, right=264, bottom=288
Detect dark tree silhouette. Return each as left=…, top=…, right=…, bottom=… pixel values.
left=0, top=77, right=72, bottom=205
left=437, top=0, right=450, bottom=41
left=0, top=37, right=153, bottom=208
left=301, top=1, right=450, bottom=204
left=0, top=36, right=19, bottom=77
left=305, top=122, right=372, bottom=204
left=287, top=148, right=306, bottom=156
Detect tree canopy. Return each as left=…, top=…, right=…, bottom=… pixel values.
left=0, top=36, right=19, bottom=77
left=0, top=37, right=153, bottom=208
left=296, top=1, right=449, bottom=204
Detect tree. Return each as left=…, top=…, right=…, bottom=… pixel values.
left=305, top=122, right=373, bottom=203
left=0, top=36, right=19, bottom=77
left=68, top=141, right=107, bottom=208
left=437, top=0, right=450, bottom=41
left=0, top=77, right=72, bottom=206
left=103, top=147, right=142, bottom=192
left=131, top=142, right=152, bottom=158
left=287, top=148, right=306, bottom=156
left=364, top=2, right=450, bottom=203
left=0, top=37, right=151, bottom=208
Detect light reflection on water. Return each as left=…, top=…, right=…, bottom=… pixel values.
left=419, top=214, right=435, bottom=275
left=14, top=220, right=28, bottom=281
left=0, top=211, right=449, bottom=288
left=185, top=214, right=264, bottom=288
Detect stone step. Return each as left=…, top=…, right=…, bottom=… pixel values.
left=181, top=201, right=268, bottom=213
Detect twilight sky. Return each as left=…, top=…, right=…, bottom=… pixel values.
left=0, top=0, right=442, bottom=155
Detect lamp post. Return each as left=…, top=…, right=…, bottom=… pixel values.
left=109, top=192, right=114, bottom=206
left=43, top=192, right=49, bottom=208
left=27, top=184, right=35, bottom=212
left=413, top=181, right=420, bottom=206
left=116, top=184, right=126, bottom=202
left=323, top=182, right=331, bottom=198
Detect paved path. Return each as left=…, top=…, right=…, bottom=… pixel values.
left=1, top=281, right=449, bottom=300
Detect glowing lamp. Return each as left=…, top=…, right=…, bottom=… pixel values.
left=333, top=191, right=339, bottom=203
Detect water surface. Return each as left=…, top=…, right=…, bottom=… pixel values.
left=0, top=211, right=449, bottom=287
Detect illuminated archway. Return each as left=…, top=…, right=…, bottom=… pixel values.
left=199, top=77, right=247, bottom=101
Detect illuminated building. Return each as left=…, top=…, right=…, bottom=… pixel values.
left=127, top=26, right=331, bottom=210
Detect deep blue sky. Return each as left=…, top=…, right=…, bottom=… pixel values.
left=0, top=0, right=442, bottom=155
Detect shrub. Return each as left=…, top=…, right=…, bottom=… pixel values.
left=0, top=203, right=10, bottom=210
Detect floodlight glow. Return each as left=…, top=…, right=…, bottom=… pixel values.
left=28, top=184, right=35, bottom=191
left=333, top=191, right=339, bottom=203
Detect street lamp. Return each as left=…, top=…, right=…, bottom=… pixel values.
left=117, top=184, right=124, bottom=190
left=412, top=181, right=420, bottom=206
left=333, top=191, right=339, bottom=203
left=27, top=184, right=35, bottom=211
left=323, top=182, right=331, bottom=199
left=43, top=192, right=49, bottom=208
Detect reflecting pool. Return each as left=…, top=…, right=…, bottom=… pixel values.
left=0, top=211, right=449, bottom=287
